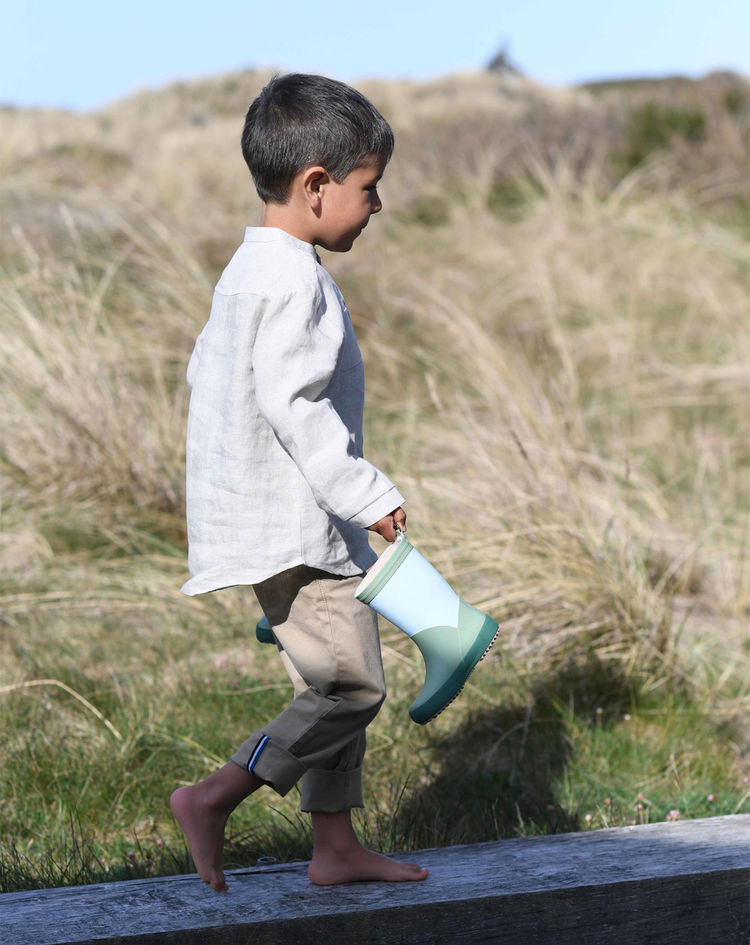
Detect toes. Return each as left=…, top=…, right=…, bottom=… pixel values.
left=206, top=873, right=228, bottom=893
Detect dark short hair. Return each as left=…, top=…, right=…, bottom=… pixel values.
left=241, top=73, right=394, bottom=204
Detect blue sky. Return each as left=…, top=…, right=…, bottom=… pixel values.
left=3, top=0, right=749, bottom=111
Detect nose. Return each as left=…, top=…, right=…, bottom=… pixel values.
left=370, top=191, right=382, bottom=214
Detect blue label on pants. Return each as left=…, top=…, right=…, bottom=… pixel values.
left=247, top=735, right=270, bottom=773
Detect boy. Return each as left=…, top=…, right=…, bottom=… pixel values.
left=171, top=73, right=428, bottom=891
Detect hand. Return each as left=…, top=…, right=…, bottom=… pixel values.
left=367, top=507, right=406, bottom=543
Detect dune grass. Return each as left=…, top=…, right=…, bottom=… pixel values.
left=1, top=69, right=749, bottom=892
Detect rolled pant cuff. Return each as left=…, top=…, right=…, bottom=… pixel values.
left=300, top=767, right=364, bottom=812
left=231, top=736, right=306, bottom=797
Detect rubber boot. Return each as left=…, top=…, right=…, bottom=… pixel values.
left=355, top=531, right=498, bottom=724
left=255, top=615, right=275, bottom=644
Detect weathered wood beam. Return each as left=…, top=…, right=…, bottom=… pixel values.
left=1, top=815, right=749, bottom=945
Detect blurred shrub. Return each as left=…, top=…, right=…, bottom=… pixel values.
left=394, top=196, right=452, bottom=229
left=14, top=142, right=131, bottom=187
left=487, top=174, right=543, bottom=221
left=618, top=101, right=707, bottom=171
left=723, top=86, right=746, bottom=116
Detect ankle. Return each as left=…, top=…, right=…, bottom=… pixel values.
left=310, top=810, right=361, bottom=855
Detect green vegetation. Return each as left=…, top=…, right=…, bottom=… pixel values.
left=1, top=67, right=749, bottom=893
left=724, top=86, right=747, bottom=116
left=487, top=173, right=545, bottom=221
left=618, top=101, right=706, bottom=171
left=2, top=629, right=745, bottom=892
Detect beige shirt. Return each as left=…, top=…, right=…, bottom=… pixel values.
left=181, top=227, right=403, bottom=595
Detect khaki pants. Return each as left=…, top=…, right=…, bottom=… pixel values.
left=231, top=566, right=385, bottom=812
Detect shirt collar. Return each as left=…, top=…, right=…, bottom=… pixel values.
left=243, top=226, right=318, bottom=260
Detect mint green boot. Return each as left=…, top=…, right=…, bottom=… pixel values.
left=355, top=532, right=499, bottom=724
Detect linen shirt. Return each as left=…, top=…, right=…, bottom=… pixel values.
left=181, top=227, right=403, bottom=595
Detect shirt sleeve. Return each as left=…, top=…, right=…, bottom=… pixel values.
left=252, top=286, right=403, bottom=528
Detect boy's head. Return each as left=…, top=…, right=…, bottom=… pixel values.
left=242, top=73, right=394, bottom=205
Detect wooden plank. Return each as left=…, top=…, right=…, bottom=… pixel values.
left=1, top=815, right=749, bottom=945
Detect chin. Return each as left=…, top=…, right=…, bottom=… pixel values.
left=326, top=238, right=356, bottom=253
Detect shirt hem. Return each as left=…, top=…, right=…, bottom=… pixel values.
left=181, top=553, right=376, bottom=596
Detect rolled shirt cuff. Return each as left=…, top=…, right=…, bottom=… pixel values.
left=349, top=486, right=405, bottom=530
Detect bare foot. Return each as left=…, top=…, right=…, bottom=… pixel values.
left=308, top=809, right=428, bottom=885
left=170, top=784, right=231, bottom=892
left=309, top=846, right=429, bottom=885
left=170, top=763, right=261, bottom=893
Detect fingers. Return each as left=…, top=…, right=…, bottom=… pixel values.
left=393, top=507, right=407, bottom=533
left=367, top=507, right=407, bottom=543
left=377, top=516, right=397, bottom=543
left=380, top=508, right=406, bottom=542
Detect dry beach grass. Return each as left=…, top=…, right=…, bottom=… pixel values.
left=1, top=68, right=749, bottom=889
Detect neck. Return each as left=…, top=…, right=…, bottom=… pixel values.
left=260, top=201, right=316, bottom=245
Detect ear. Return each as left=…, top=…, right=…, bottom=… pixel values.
left=301, top=166, right=330, bottom=211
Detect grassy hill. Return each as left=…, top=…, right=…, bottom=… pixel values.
left=1, top=68, right=749, bottom=891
